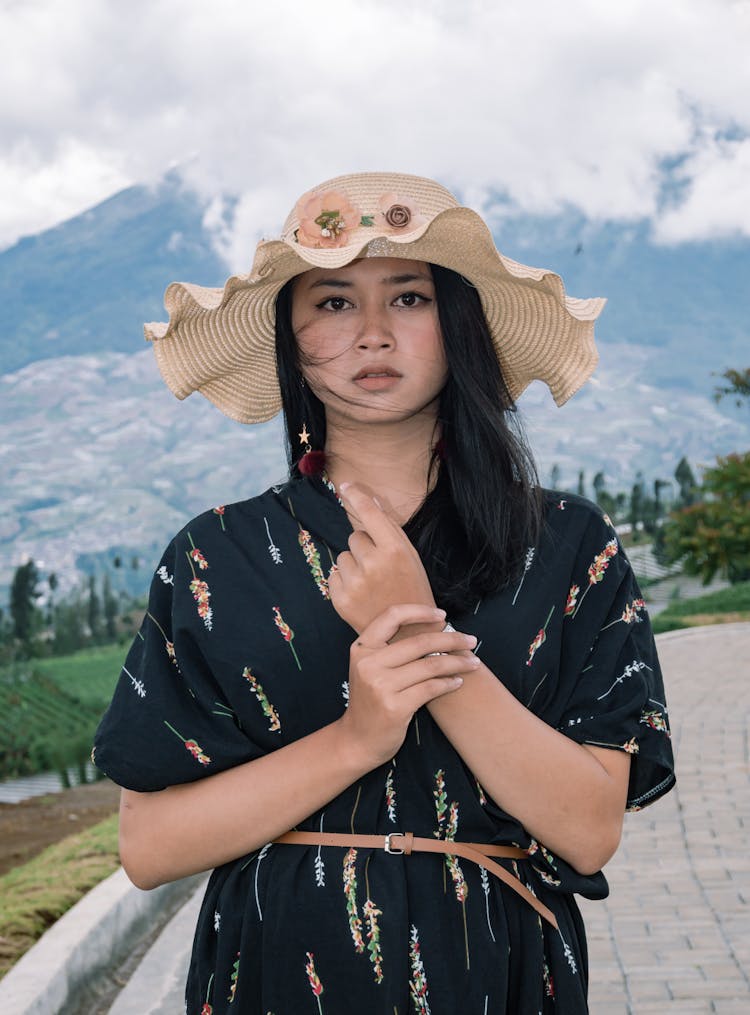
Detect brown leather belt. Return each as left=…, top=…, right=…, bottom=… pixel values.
left=273, top=830, right=558, bottom=930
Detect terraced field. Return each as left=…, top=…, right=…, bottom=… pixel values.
left=0, top=644, right=126, bottom=781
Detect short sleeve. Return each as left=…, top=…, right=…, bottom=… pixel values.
left=93, top=540, right=259, bottom=792
left=557, top=520, right=676, bottom=812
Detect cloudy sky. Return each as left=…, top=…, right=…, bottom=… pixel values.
left=2, top=0, right=749, bottom=262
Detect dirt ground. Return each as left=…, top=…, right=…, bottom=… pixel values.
left=0, top=780, right=121, bottom=877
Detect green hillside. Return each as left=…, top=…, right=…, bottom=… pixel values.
left=0, top=643, right=125, bottom=780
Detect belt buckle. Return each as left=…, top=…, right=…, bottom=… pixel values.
left=384, top=832, right=405, bottom=855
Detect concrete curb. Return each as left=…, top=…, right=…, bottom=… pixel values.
left=0, top=867, right=202, bottom=1015
left=109, top=879, right=207, bottom=1015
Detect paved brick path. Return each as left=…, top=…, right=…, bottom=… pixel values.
left=579, top=622, right=750, bottom=1013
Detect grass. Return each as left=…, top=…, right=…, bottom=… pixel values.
left=0, top=815, right=120, bottom=980
left=35, top=642, right=127, bottom=709
left=651, top=581, right=750, bottom=634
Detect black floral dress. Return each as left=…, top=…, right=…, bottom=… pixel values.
left=94, top=475, right=675, bottom=1015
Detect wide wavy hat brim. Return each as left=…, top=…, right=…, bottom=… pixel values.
left=145, top=172, right=606, bottom=424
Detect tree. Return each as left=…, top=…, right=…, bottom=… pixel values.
left=103, top=572, right=118, bottom=640
left=52, top=597, right=87, bottom=655
left=629, top=472, right=645, bottom=538
left=675, top=457, right=699, bottom=508
left=87, top=575, right=102, bottom=642
left=592, top=471, right=606, bottom=503
left=713, top=367, right=750, bottom=408
left=577, top=470, right=585, bottom=498
left=550, top=463, right=561, bottom=490
left=10, top=561, right=42, bottom=649
left=663, top=451, right=750, bottom=584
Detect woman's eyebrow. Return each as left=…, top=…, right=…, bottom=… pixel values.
left=382, top=273, right=433, bottom=285
left=307, top=278, right=353, bottom=289
left=307, top=272, right=433, bottom=290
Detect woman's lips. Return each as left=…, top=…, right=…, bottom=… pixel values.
left=353, top=374, right=401, bottom=391
left=352, top=368, right=402, bottom=391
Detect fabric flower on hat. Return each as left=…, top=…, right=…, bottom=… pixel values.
left=295, top=189, right=363, bottom=248
left=376, top=192, right=427, bottom=233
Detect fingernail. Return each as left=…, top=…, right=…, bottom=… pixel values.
left=434, top=608, right=447, bottom=617
left=373, top=497, right=382, bottom=508
left=466, top=635, right=478, bottom=647
left=339, top=481, right=350, bottom=493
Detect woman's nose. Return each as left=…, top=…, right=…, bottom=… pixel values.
left=355, top=306, right=395, bottom=349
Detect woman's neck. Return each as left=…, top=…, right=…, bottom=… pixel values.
left=323, top=415, right=440, bottom=526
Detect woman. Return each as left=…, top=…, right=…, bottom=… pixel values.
left=94, top=172, right=675, bottom=1013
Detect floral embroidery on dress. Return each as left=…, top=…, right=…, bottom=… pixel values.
left=512, top=547, right=535, bottom=605
left=146, top=612, right=179, bottom=667
left=187, top=532, right=209, bottom=570
left=363, top=855, right=384, bottom=983
left=409, top=925, right=431, bottom=1015
left=298, top=526, right=330, bottom=598
left=564, top=584, right=580, bottom=617
left=479, top=867, right=496, bottom=942
left=264, top=517, right=283, bottom=564
left=273, top=606, right=301, bottom=669
left=597, top=659, right=652, bottom=700
left=343, top=848, right=365, bottom=953
left=601, top=597, right=647, bottom=630
left=385, top=765, right=397, bottom=822
left=571, top=538, right=619, bottom=617
left=526, top=605, right=555, bottom=666
left=156, top=564, right=173, bottom=585
left=242, top=667, right=281, bottom=732
left=305, top=952, right=324, bottom=1013
left=640, top=707, right=670, bottom=736
left=254, top=843, right=272, bottom=919
left=213, top=505, right=226, bottom=531
left=227, top=952, right=240, bottom=1002
left=623, top=737, right=640, bottom=754
left=314, top=813, right=326, bottom=887
left=190, top=579, right=213, bottom=631
left=122, top=665, right=146, bottom=698
left=200, top=973, right=215, bottom=1014
left=362, top=898, right=384, bottom=982
left=163, top=721, right=211, bottom=765
left=433, top=772, right=470, bottom=969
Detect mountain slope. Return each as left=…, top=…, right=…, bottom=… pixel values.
left=0, top=174, right=229, bottom=375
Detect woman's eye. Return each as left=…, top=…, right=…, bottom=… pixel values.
left=394, top=292, right=430, bottom=308
left=318, top=296, right=349, bottom=312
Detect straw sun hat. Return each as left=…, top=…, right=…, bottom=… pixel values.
left=145, top=171, right=606, bottom=424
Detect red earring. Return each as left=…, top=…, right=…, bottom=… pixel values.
left=298, top=423, right=326, bottom=476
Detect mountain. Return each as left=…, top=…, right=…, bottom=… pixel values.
left=0, top=173, right=230, bottom=375
left=1, top=175, right=748, bottom=596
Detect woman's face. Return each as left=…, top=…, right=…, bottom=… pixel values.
left=290, top=257, right=448, bottom=428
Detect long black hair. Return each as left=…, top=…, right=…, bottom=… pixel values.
left=274, top=263, right=543, bottom=615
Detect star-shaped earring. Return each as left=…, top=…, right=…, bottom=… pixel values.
left=298, top=424, right=311, bottom=447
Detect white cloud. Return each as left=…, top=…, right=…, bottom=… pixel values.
left=0, top=0, right=749, bottom=252
left=654, top=135, right=750, bottom=242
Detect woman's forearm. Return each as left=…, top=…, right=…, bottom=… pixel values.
left=426, top=661, right=630, bottom=874
left=119, top=717, right=374, bottom=890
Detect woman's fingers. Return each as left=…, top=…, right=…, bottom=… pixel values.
left=356, top=628, right=478, bottom=668
left=357, top=603, right=446, bottom=645
left=339, top=483, right=401, bottom=544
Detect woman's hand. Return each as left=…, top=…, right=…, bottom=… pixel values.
left=337, top=603, right=479, bottom=768
left=329, top=483, right=436, bottom=634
